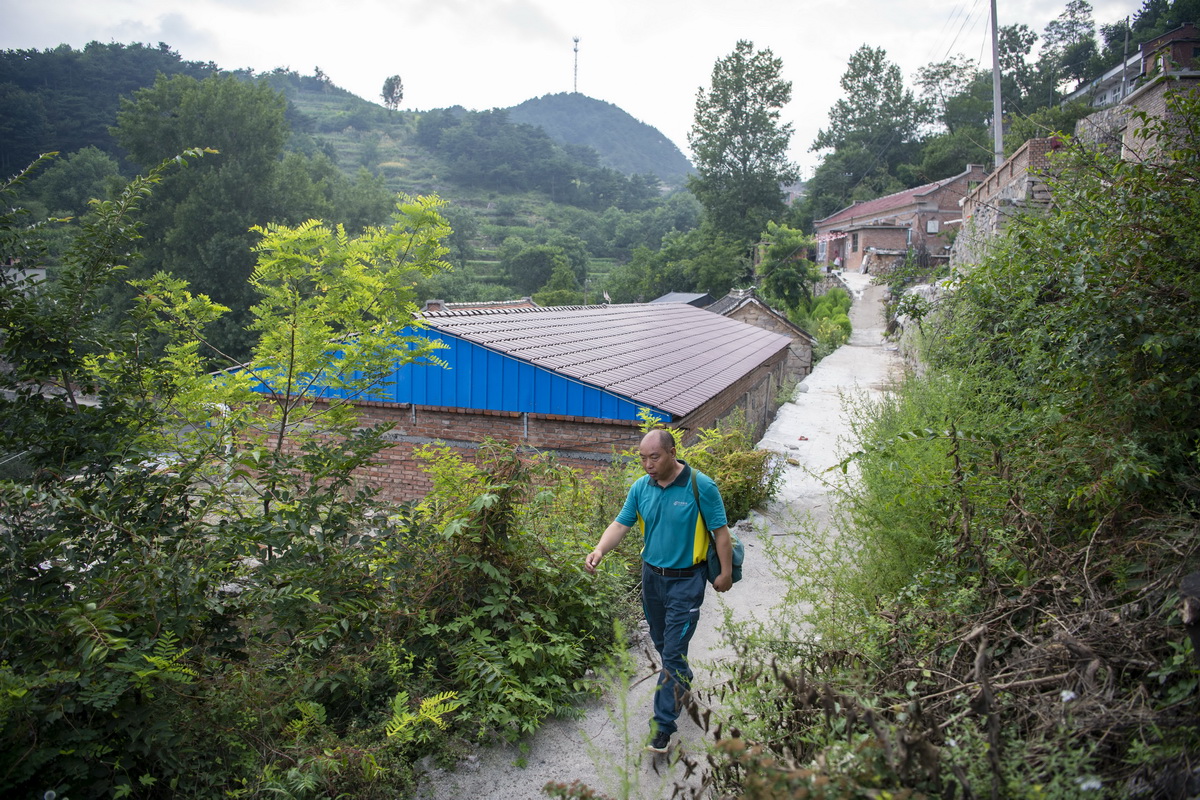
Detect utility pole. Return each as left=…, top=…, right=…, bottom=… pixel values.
left=573, top=37, right=581, bottom=94
left=990, top=0, right=1004, bottom=167
left=1121, top=17, right=1131, bottom=100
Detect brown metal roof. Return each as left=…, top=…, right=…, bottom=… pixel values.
left=419, top=303, right=792, bottom=418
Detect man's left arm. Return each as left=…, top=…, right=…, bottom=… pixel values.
left=710, top=524, right=733, bottom=593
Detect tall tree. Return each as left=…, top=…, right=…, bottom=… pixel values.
left=758, top=221, right=818, bottom=310
left=813, top=45, right=924, bottom=161
left=381, top=74, right=404, bottom=112
left=798, top=46, right=926, bottom=229
left=112, top=74, right=296, bottom=357
left=687, top=40, right=797, bottom=245
left=915, top=55, right=978, bottom=135
left=1039, top=0, right=1099, bottom=91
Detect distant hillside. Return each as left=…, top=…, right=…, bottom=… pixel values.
left=2, top=43, right=696, bottom=206
left=507, top=93, right=693, bottom=187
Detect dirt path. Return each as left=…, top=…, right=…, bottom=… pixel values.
left=416, top=273, right=899, bottom=800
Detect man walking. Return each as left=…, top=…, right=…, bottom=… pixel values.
left=584, top=429, right=733, bottom=753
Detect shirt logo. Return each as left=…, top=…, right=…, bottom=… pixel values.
left=674, top=500, right=688, bottom=506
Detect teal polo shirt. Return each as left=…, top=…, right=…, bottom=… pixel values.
left=616, top=461, right=728, bottom=570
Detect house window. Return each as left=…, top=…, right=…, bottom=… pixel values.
left=926, top=219, right=940, bottom=234
left=851, top=233, right=859, bottom=253
left=817, top=240, right=827, bottom=261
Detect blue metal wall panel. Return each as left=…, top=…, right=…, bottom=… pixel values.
left=250, top=327, right=663, bottom=421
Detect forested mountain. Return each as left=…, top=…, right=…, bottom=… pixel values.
left=0, top=42, right=713, bottom=357
left=507, top=92, right=694, bottom=186
left=0, top=42, right=216, bottom=172
left=0, top=44, right=687, bottom=193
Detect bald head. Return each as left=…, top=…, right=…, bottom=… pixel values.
left=639, top=428, right=680, bottom=484
left=641, top=428, right=676, bottom=452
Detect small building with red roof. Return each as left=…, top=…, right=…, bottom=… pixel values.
left=813, top=165, right=985, bottom=275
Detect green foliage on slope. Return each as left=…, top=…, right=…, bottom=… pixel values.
left=507, top=92, right=694, bottom=186
left=0, top=155, right=781, bottom=796
left=704, top=89, right=1200, bottom=799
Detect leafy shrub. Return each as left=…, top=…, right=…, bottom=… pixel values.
left=792, top=287, right=852, bottom=358
left=702, top=89, right=1200, bottom=798
left=0, top=155, right=638, bottom=797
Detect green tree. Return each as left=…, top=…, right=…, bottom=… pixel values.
left=669, top=225, right=751, bottom=298
left=687, top=40, right=797, bottom=245
left=381, top=74, right=404, bottom=112
left=914, top=55, right=978, bottom=134
left=794, top=144, right=905, bottom=231
left=112, top=73, right=292, bottom=357
left=0, top=42, right=215, bottom=170
left=501, top=241, right=570, bottom=295
left=758, top=221, right=817, bottom=310
left=140, top=195, right=453, bottom=469
left=1003, top=101, right=1094, bottom=153
left=1038, top=0, right=1099, bottom=93
left=802, top=46, right=924, bottom=226
left=28, top=146, right=122, bottom=218
left=0, top=150, right=211, bottom=477
left=813, top=45, right=924, bottom=159
left=532, top=257, right=584, bottom=306
left=0, top=82, right=50, bottom=173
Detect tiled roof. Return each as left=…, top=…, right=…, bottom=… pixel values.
left=814, top=182, right=943, bottom=229
left=705, top=289, right=817, bottom=343
left=420, top=303, right=791, bottom=418
left=814, top=167, right=976, bottom=229
left=703, top=294, right=740, bottom=316
left=422, top=297, right=538, bottom=312
left=650, top=292, right=712, bottom=306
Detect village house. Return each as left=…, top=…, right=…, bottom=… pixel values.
left=704, top=288, right=815, bottom=379
left=813, top=165, right=986, bottom=276
left=1075, top=23, right=1200, bottom=160
left=954, top=23, right=1199, bottom=269
left=283, top=303, right=794, bottom=502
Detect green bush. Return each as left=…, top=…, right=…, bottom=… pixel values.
left=703, top=90, right=1200, bottom=798
left=792, top=288, right=852, bottom=358
left=0, top=156, right=635, bottom=797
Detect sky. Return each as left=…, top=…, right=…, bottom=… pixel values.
left=2, top=0, right=1136, bottom=178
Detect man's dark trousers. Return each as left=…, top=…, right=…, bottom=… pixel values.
left=641, top=563, right=707, bottom=736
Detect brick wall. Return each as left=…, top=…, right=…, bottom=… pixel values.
left=296, top=346, right=789, bottom=502
left=952, top=139, right=1057, bottom=269
left=726, top=305, right=813, bottom=378
left=675, top=349, right=788, bottom=443
left=343, top=402, right=646, bottom=501
left=1120, top=77, right=1200, bottom=160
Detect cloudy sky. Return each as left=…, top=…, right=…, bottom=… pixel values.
left=2, top=0, right=1134, bottom=176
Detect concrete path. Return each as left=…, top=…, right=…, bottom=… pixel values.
left=416, top=272, right=900, bottom=799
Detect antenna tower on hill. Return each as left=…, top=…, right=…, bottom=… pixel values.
left=573, top=37, right=581, bottom=93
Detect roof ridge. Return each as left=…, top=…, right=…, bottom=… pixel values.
left=815, top=167, right=976, bottom=226
left=422, top=304, right=611, bottom=318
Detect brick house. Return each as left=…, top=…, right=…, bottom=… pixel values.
left=954, top=24, right=1199, bottom=269
left=1075, top=23, right=1200, bottom=161
left=813, top=165, right=986, bottom=276
left=950, top=138, right=1061, bottom=268
left=705, top=288, right=815, bottom=379
left=277, top=303, right=793, bottom=502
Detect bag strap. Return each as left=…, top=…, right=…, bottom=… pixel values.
left=691, top=469, right=714, bottom=548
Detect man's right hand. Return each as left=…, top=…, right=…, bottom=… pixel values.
left=584, top=549, right=603, bottom=574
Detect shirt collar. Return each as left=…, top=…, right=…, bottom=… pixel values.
left=652, top=459, right=690, bottom=489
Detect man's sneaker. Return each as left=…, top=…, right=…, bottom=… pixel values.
left=645, top=729, right=671, bottom=753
